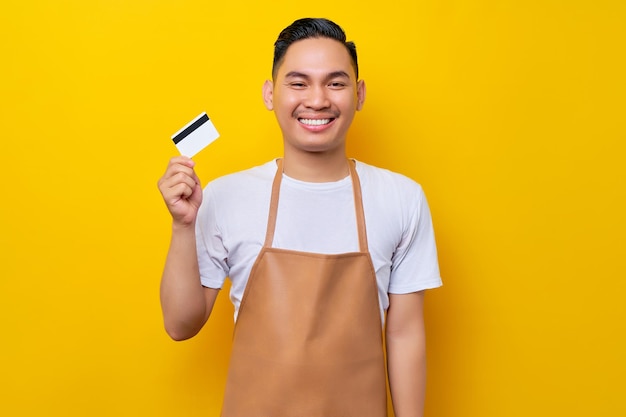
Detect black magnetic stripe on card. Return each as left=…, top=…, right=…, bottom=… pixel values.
left=172, top=113, right=210, bottom=144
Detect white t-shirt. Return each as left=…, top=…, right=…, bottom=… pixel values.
left=196, top=159, right=442, bottom=320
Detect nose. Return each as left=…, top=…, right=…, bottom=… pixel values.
left=303, top=85, right=330, bottom=110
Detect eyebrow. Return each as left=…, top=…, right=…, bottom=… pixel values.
left=284, top=70, right=352, bottom=80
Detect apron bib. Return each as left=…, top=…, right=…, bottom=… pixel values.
left=221, top=159, right=387, bottom=417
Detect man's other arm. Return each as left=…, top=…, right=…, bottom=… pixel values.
left=386, top=291, right=427, bottom=417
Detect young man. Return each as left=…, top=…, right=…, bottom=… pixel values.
left=158, top=18, right=442, bottom=417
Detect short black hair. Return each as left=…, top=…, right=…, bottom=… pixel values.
left=272, top=18, right=358, bottom=79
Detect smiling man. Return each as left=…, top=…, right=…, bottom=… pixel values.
left=263, top=35, right=365, bottom=181
left=158, top=18, right=442, bottom=417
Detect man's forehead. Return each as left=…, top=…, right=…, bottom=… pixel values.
left=277, top=38, right=356, bottom=79
left=284, top=70, right=351, bottom=80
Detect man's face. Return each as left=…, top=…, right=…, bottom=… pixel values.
left=263, top=37, right=365, bottom=156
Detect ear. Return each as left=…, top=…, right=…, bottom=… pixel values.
left=262, top=80, right=274, bottom=110
left=356, top=80, right=366, bottom=111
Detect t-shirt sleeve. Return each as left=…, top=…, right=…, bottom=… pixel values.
left=195, top=186, right=229, bottom=289
left=388, top=185, right=442, bottom=294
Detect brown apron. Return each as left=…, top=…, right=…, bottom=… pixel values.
left=221, top=159, right=387, bottom=417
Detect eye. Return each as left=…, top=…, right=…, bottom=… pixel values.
left=289, top=82, right=307, bottom=89
left=329, top=81, right=347, bottom=89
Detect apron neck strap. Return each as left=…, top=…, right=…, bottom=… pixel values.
left=264, top=158, right=369, bottom=252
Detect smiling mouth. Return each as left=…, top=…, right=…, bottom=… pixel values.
left=298, top=118, right=333, bottom=126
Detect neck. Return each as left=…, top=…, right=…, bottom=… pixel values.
left=281, top=150, right=350, bottom=182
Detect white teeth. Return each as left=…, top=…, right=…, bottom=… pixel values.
left=299, top=118, right=331, bottom=126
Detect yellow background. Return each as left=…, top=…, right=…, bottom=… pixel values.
left=1, top=1, right=624, bottom=416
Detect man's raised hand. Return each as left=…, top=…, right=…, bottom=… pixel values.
left=157, top=156, right=202, bottom=226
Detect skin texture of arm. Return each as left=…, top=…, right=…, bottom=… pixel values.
left=160, top=223, right=219, bottom=340
left=386, top=291, right=427, bottom=417
left=157, top=156, right=219, bottom=341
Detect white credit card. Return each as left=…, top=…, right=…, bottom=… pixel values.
left=171, top=112, right=219, bottom=157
